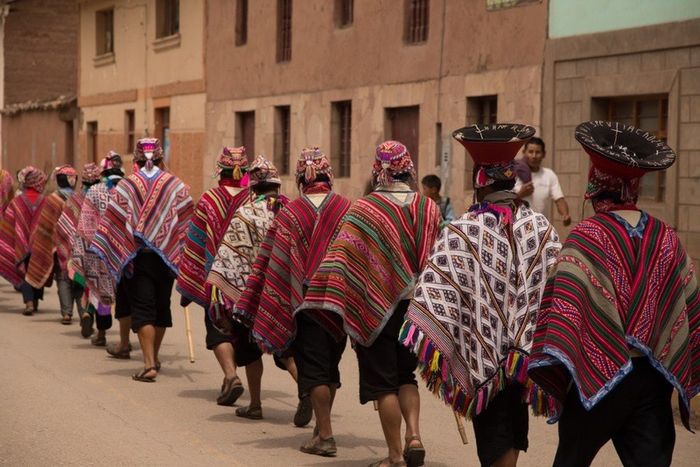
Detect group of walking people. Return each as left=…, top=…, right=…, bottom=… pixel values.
left=0, top=120, right=697, bottom=467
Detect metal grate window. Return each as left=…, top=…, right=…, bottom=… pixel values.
left=87, top=121, right=98, bottom=164
left=331, top=101, right=352, bottom=178
left=274, top=106, right=291, bottom=175
left=606, top=96, right=668, bottom=201
left=157, top=0, right=180, bottom=38
left=405, top=0, right=429, bottom=44
left=277, top=0, right=292, bottom=62
left=125, top=110, right=135, bottom=154
left=235, top=0, right=248, bottom=46
left=235, top=111, right=256, bottom=157
left=95, top=9, right=114, bottom=55
left=335, top=0, right=353, bottom=28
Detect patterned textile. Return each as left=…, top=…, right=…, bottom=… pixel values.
left=401, top=204, right=561, bottom=419
left=21, top=166, right=47, bottom=192
left=585, top=166, right=640, bottom=212
left=82, top=163, right=102, bottom=183
left=474, top=162, right=516, bottom=189
left=0, top=169, right=13, bottom=213
left=372, top=141, right=416, bottom=187
left=26, top=191, right=70, bottom=287
left=248, top=155, right=281, bottom=186
left=176, top=185, right=249, bottom=308
left=0, top=192, right=45, bottom=286
left=295, top=147, right=333, bottom=185
left=72, top=182, right=116, bottom=303
left=54, top=191, right=85, bottom=275
left=299, top=192, right=441, bottom=346
left=206, top=194, right=287, bottom=332
left=528, top=213, right=700, bottom=429
left=237, top=191, right=351, bottom=353
left=217, top=146, right=249, bottom=180
left=54, top=165, right=78, bottom=188
left=91, top=169, right=193, bottom=282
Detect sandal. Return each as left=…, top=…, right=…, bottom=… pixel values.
left=22, top=307, right=33, bottom=316
left=61, top=315, right=72, bottom=325
left=235, top=405, right=263, bottom=420
left=217, top=376, right=245, bottom=406
left=106, top=343, right=130, bottom=359
left=91, top=335, right=106, bottom=347
left=300, top=435, right=337, bottom=457
left=403, top=436, right=425, bottom=467
left=132, top=367, right=157, bottom=383
left=368, top=459, right=407, bottom=467
left=80, top=314, right=94, bottom=338
left=294, top=394, right=313, bottom=427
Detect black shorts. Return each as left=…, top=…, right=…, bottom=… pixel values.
left=231, top=321, right=263, bottom=367
left=472, top=383, right=529, bottom=467
left=204, top=310, right=234, bottom=350
left=354, top=300, right=417, bottom=404
left=294, top=312, right=347, bottom=399
left=114, top=277, right=131, bottom=319
left=128, top=252, right=175, bottom=332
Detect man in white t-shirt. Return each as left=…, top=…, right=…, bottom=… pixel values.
left=515, top=137, right=571, bottom=226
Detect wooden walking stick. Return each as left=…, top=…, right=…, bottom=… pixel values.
left=183, top=305, right=195, bottom=363
left=454, top=412, right=468, bottom=444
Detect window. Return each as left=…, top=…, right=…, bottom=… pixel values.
left=604, top=95, right=669, bottom=201
left=95, top=9, right=114, bottom=55
left=385, top=106, right=420, bottom=174
left=274, top=106, right=291, bottom=175
left=465, top=95, right=498, bottom=181
left=87, top=121, right=98, bottom=163
left=125, top=110, right=135, bottom=154
left=155, top=107, right=171, bottom=161
left=335, top=0, right=353, bottom=28
left=331, top=101, right=352, bottom=178
left=156, top=0, right=179, bottom=39
left=405, top=0, right=429, bottom=44
left=235, top=111, right=255, bottom=156
left=277, top=0, right=292, bottom=62
left=486, top=0, right=540, bottom=11
left=235, top=0, right=248, bottom=46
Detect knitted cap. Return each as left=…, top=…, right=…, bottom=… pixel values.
left=295, top=147, right=333, bottom=185
left=82, top=163, right=102, bottom=183
left=21, top=166, right=48, bottom=192
left=248, top=155, right=282, bottom=187
left=372, top=140, right=415, bottom=186
left=217, top=146, right=249, bottom=180
left=134, top=138, right=163, bottom=170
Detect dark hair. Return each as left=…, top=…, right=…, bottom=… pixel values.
left=524, top=137, right=545, bottom=152
left=251, top=181, right=280, bottom=196
left=102, top=168, right=124, bottom=178
left=220, top=168, right=234, bottom=179
left=393, top=172, right=413, bottom=184
left=491, top=179, right=516, bottom=191
left=56, top=174, right=72, bottom=188
left=82, top=180, right=100, bottom=188
left=421, top=174, right=441, bottom=190
left=300, top=173, right=331, bottom=187
left=135, top=158, right=162, bottom=168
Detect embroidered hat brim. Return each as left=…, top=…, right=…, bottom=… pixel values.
left=452, top=123, right=536, bottom=165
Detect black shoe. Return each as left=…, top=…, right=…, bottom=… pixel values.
left=81, top=314, right=94, bottom=338
left=294, top=395, right=313, bottom=427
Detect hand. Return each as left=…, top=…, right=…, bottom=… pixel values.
left=519, top=182, right=534, bottom=198
left=562, top=215, right=572, bottom=227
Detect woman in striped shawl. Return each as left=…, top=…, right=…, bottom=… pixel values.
left=236, top=147, right=352, bottom=455
left=0, top=166, right=47, bottom=314
left=176, top=146, right=250, bottom=406
left=528, top=121, right=700, bottom=466
left=299, top=141, right=441, bottom=467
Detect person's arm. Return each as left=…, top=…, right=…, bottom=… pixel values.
left=444, top=198, right=456, bottom=222
left=549, top=171, right=571, bottom=226
left=514, top=177, right=533, bottom=198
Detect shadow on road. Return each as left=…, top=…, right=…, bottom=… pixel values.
left=178, top=388, right=215, bottom=401
left=207, top=406, right=298, bottom=426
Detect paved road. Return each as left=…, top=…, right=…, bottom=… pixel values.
left=0, top=280, right=696, bottom=466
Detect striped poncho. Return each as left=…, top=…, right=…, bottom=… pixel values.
left=401, top=202, right=561, bottom=419
left=26, top=191, right=71, bottom=288
left=73, top=182, right=118, bottom=304
left=176, top=185, right=249, bottom=308
left=91, top=169, right=193, bottom=281
left=300, top=192, right=441, bottom=346
left=0, top=192, right=45, bottom=287
left=236, top=191, right=352, bottom=353
left=55, top=191, right=85, bottom=275
left=528, top=213, right=700, bottom=429
left=206, top=195, right=287, bottom=331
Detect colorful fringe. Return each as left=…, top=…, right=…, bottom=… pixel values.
left=400, top=321, right=559, bottom=419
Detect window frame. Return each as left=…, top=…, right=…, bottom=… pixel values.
left=334, top=0, right=354, bottom=28
left=156, top=0, right=180, bottom=39
left=331, top=100, right=352, bottom=179
left=125, top=110, right=135, bottom=155
left=95, top=8, right=114, bottom=57
left=235, top=0, right=249, bottom=46
left=404, top=0, right=429, bottom=44
left=276, top=0, right=292, bottom=63
left=274, top=105, right=291, bottom=175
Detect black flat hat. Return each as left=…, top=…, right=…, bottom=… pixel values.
left=575, top=121, right=675, bottom=179
left=452, top=123, right=536, bottom=165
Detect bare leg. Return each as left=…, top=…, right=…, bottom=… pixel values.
left=153, top=326, right=166, bottom=363
left=245, top=357, right=263, bottom=408
left=398, top=384, right=421, bottom=444
left=284, top=356, right=298, bottom=382
left=377, top=393, right=404, bottom=464
left=493, top=449, right=520, bottom=467
left=118, top=317, right=131, bottom=351
left=213, top=342, right=237, bottom=379
left=136, top=324, right=157, bottom=378
left=311, top=384, right=338, bottom=439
